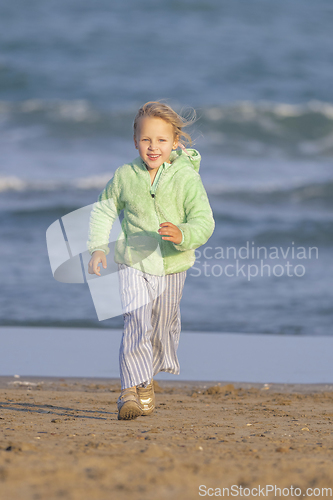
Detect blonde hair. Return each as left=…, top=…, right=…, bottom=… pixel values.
left=133, top=101, right=195, bottom=147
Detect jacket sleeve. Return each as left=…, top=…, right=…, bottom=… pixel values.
left=87, top=168, right=125, bottom=256
left=173, top=173, right=215, bottom=252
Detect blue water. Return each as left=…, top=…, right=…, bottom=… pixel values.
left=0, top=0, right=333, bottom=336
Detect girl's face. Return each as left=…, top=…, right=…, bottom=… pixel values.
left=134, top=117, right=178, bottom=171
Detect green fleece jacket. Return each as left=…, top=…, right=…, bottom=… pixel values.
left=87, top=148, right=215, bottom=276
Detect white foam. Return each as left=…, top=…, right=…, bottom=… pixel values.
left=0, top=174, right=114, bottom=193
left=0, top=176, right=27, bottom=192
left=0, top=98, right=100, bottom=123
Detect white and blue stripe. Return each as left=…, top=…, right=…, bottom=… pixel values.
left=117, top=262, right=187, bottom=389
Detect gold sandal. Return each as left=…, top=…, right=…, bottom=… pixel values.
left=137, top=380, right=155, bottom=416
left=117, top=387, right=143, bottom=420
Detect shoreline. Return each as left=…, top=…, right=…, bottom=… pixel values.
left=2, top=326, right=333, bottom=384
left=1, top=374, right=333, bottom=394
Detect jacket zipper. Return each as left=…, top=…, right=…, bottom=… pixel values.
left=148, top=168, right=169, bottom=222
left=146, top=168, right=169, bottom=268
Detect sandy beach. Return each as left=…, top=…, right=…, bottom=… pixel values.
left=0, top=376, right=332, bottom=500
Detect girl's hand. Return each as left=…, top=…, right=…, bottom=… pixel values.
left=158, top=222, right=183, bottom=244
left=88, top=250, right=107, bottom=276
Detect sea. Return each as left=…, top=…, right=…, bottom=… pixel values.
left=1, top=0, right=333, bottom=342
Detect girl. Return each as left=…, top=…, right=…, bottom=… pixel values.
left=87, top=101, right=215, bottom=420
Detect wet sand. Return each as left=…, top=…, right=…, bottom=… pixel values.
left=0, top=376, right=332, bottom=500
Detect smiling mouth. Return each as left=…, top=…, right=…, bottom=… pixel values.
left=147, top=154, right=161, bottom=160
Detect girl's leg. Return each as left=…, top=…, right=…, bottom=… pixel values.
left=150, top=270, right=187, bottom=377
left=118, top=263, right=156, bottom=390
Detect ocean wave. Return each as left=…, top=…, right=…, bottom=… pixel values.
left=208, top=180, right=333, bottom=206
left=1, top=174, right=332, bottom=209
left=199, top=100, right=333, bottom=157
left=2, top=99, right=333, bottom=156
left=210, top=207, right=333, bottom=245
left=0, top=99, right=132, bottom=138
left=0, top=174, right=113, bottom=193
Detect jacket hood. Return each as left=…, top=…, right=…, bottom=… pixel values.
left=132, top=148, right=201, bottom=174
left=169, top=148, right=201, bottom=173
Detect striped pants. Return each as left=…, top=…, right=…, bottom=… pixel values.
left=117, top=263, right=187, bottom=390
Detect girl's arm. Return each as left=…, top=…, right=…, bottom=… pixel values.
left=87, top=169, right=125, bottom=256
left=172, top=174, right=215, bottom=252
left=88, top=250, right=107, bottom=276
